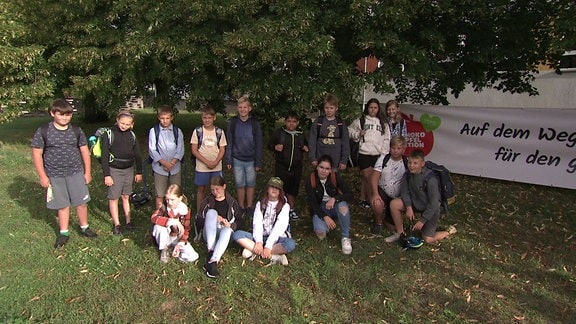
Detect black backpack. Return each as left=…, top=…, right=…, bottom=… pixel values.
left=413, top=161, right=456, bottom=217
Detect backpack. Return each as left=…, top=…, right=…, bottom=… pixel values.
left=228, top=116, right=257, bottom=139
left=409, top=160, right=456, bottom=216
left=381, top=153, right=408, bottom=170
left=191, top=125, right=223, bottom=166
left=148, top=124, right=180, bottom=164
left=88, top=127, right=136, bottom=163
left=347, top=116, right=366, bottom=168
left=309, top=171, right=343, bottom=195
left=315, top=116, right=344, bottom=139
left=40, top=123, right=81, bottom=151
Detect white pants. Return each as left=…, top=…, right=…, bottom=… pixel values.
left=203, top=209, right=234, bottom=262
left=152, top=225, right=199, bottom=262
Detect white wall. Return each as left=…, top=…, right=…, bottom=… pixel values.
left=364, top=70, right=576, bottom=109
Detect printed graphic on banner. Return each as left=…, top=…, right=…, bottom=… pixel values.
left=401, top=105, right=576, bottom=189
left=401, top=113, right=441, bottom=156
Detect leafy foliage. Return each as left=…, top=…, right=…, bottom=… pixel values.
left=1, top=0, right=574, bottom=124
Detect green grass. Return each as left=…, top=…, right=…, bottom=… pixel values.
left=1, top=109, right=575, bottom=322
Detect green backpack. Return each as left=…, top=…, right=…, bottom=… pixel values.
left=88, top=127, right=135, bottom=163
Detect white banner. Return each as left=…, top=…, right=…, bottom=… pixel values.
left=399, top=105, right=576, bottom=189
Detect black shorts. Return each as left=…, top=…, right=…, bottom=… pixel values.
left=358, top=154, right=380, bottom=170
left=275, top=163, right=303, bottom=197
left=378, top=187, right=394, bottom=224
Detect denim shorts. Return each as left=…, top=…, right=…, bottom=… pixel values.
left=232, top=158, right=256, bottom=188
left=194, top=170, right=223, bottom=186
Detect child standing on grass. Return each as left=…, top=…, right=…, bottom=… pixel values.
left=348, top=98, right=390, bottom=210
left=148, top=105, right=185, bottom=209
left=370, top=136, right=407, bottom=239
left=101, top=110, right=143, bottom=235
left=305, top=154, right=353, bottom=255
left=31, top=98, right=98, bottom=248
left=267, top=110, right=309, bottom=220
left=190, top=105, right=227, bottom=213
left=385, top=100, right=408, bottom=138
left=308, top=94, right=350, bottom=172
left=225, top=95, right=263, bottom=215
left=196, top=176, right=243, bottom=279
left=389, top=149, right=457, bottom=244
left=232, top=177, right=295, bottom=266
left=150, top=184, right=198, bottom=263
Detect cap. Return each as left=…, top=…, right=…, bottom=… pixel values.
left=267, top=177, right=284, bottom=190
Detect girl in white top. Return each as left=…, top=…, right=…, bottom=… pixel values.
left=348, top=98, right=391, bottom=209
left=232, top=177, right=296, bottom=266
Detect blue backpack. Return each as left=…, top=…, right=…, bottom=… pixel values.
left=191, top=126, right=223, bottom=166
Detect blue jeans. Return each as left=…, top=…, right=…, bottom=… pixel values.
left=312, top=201, right=351, bottom=238
left=232, top=158, right=256, bottom=187
left=232, top=230, right=296, bottom=253
left=203, top=209, right=234, bottom=262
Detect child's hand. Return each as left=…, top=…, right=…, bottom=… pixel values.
left=261, top=247, right=272, bottom=259
left=253, top=242, right=264, bottom=256
left=323, top=216, right=337, bottom=230
left=275, top=144, right=284, bottom=152
left=338, top=163, right=347, bottom=171
left=104, top=176, right=114, bottom=187
left=39, top=176, right=51, bottom=188
left=412, top=221, right=424, bottom=232
left=134, top=174, right=143, bottom=183
left=302, top=145, right=309, bottom=153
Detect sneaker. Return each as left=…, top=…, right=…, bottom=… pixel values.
left=123, top=222, right=138, bottom=231
left=54, top=235, right=69, bottom=248
left=384, top=232, right=401, bottom=243
left=341, top=237, right=352, bottom=255
left=370, top=223, right=383, bottom=235
left=289, top=210, right=299, bottom=221
left=242, top=248, right=256, bottom=260
left=112, top=225, right=122, bottom=235
left=160, top=249, right=170, bottom=263
left=447, top=225, right=457, bottom=235
left=270, top=254, right=289, bottom=266
left=359, top=200, right=371, bottom=209
left=81, top=228, right=98, bottom=238
left=203, top=261, right=220, bottom=279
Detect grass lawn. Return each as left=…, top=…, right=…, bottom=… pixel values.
left=0, top=109, right=575, bottom=323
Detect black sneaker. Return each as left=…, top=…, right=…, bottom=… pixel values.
left=54, top=235, right=69, bottom=248
left=359, top=200, right=371, bottom=209
left=203, top=261, right=220, bottom=279
left=82, top=228, right=98, bottom=238
left=289, top=210, right=299, bottom=221
left=112, top=225, right=122, bottom=235
left=123, top=222, right=138, bottom=231
left=370, top=223, right=383, bottom=235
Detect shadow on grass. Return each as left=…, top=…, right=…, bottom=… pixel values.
left=8, top=175, right=59, bottom=235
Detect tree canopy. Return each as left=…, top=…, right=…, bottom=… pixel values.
left=1, top=0, right=574, bottom=125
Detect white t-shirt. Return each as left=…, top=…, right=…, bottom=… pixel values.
left=374, top=155, right=406, bottom=198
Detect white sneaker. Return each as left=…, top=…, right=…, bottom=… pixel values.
left=384, top=232, right=401, bottom=243
left=270, top=254, right=289, bottom=266
left=160, top=249, right=170, bottom=263
left=341, top=237, right=352, bottom=255
left=242, top=248, right=256, bottom=260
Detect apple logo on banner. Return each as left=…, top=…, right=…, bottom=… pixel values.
left=401, top=113, right=441, bottom=156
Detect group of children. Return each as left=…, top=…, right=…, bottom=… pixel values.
left=32, top=95, right=456, bottom=280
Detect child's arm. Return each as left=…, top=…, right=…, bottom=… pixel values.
left=254, top=121, right=263, bottom=170
left=174, top=128, right=185, bottom=163
left=420, top=175, right=441, bottom=223
left=338, top=122, right=350, bottom=170
left=31, top=148, right=50, bottom=188
left=308, top=122, right=318, bottom=165
left=79, top=144, right=92, bottom=184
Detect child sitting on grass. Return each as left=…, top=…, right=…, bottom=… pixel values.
left=150, top=184, right=198, bottom=263
left=389, top=149, right=456, bottom=244
left=232, top=177, right=295, bottom=266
